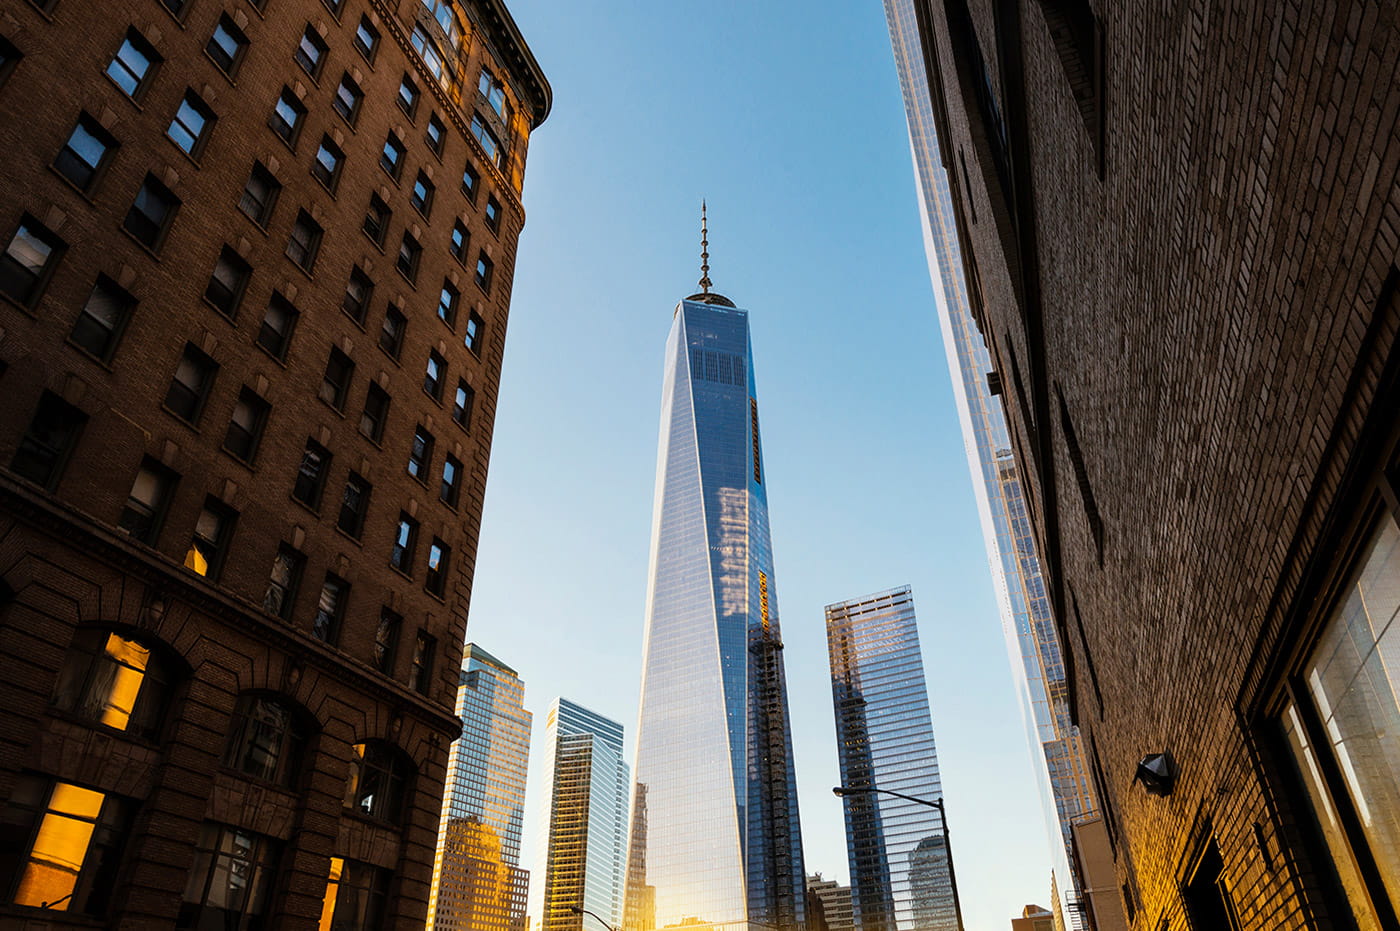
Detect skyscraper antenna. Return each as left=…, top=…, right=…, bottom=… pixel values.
left=698, top=200, right=712, bottom=295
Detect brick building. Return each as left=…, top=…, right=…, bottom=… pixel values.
left=902, top=1, right=1400, bottom=929
left=0, top=0, right=547, bottom=926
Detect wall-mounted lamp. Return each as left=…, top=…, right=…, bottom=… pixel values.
left=1135, top=752, right=1176, bottom=796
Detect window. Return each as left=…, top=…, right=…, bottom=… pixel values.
left=397, top=74, right=419, bottom=118
left=5, top=775, right=133, bottom=917
left=184, top=497, right=235, bottom=579
left=380, top=133, right=405, bottom=180
left=425, top=539, right=449, bottom=597
left=333, top=73, right=363, bottom=125
left=352, top=17, right=379, bottom=61
left=440, top=454, right=461, bottom=507
left=124, top=175, right=181, bottom=250
left=426, top=114, right=446, bottom=154
left=0, top=216, right=65, bottom=306
left=10, top=392, right=87, bottom=490
left=54, top=113, right=118, bottom=192
left=379, top=304, right=406, bottom=358
left=204, top=245, right=251, bottom=317
left=256, top=292, right=299, bottom=359
left=410, top=630, right=436, bottom=693
left=179, top=823, right=279, bottom=931
left=70, top=276, right=134, bottom=361
left=107, top=30, right=159, bottom=99
left=396, top=231, right=421, bottom=282
left=291, top=439, right=331, bottom=509
left=478, top=67, right=507, bottom=118
left=285, top=210, right=322, bottom=271
left=465, top=310, right=485, bottom=352
left=164, top=344, right=218, bottom=423
left=238, top=162, right=280, bottom=226
left=360, top=383, right=390, bottom=442
left=485, top=195, right=501, bottom=232
left=312, top=136, right=344, bottom=190
left=411, top=172, right=435, bottom=217
left=362, top=194, right=390, bottom=246
left=269, top=88, right=306, bottom=145
left=474, top=254, right=492, bottom=294
left=449, top=220, right=469, bottom=262
left=423, top=350, right=446, bottom=400
left=168, top=91, right=215, bottom=157
left=452, top=380, right=474, bottom=429
left=263, top=545, right=304, bottom=618
left=389, top=513, right=417, bottom=573
left=373, top=609, right=400, bottom=674
left=50, top=629, right=173, bottom=739
left=436, top=281, right=458, bottom=326
left=345, top=742, right=411, bottom=822
left=319, top=857, right=392, bottom=931
left=294, top=26, right=327, bottom=78
left=421, top=0, right=464, bottom=46
left=410, top=25, right=445, bottom=82
left=336, top=472, right=371, bottom=538
left=160, top=0, right=191, bottom=16
left=461, top=162, right=479, bottom=201
left=0, top=35, right=21, bottom=88
left=118, top=459, right=177, bottom=544
left=224, top=694, right=307, bottom=786
left=470, top=114, right=502, bottom=167
left=206, top=16, right=248, bottom=76
left=223, top=388, right=270, bottom=462
left=343, top=266, right=374, bottom=323
left=319, top=348, right=354, bottom=410
left=311, top=574, right=347, bottom=643
left=408, top=426, right=433, bottom=479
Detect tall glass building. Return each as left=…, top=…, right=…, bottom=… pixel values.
left=624, top=251, right=806, bottom=931
left=879, top=0, right=1098, bottom=909
left=531, top=698, right=629, bottom=931
left=826, top=586, right=958, bottom=931
left=429, top=644, right=533, bottom=931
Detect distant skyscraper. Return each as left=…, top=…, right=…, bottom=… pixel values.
left=430, top=645, right=533, bottom=931
left=625, top=215, right=807, bottom=931
left=879, top=0, right=1097, bottom=910
left=827, top=587, right=958, bottom=931
left=531, top=699, right=629, bottom=931
left=807, top=874, right=856, bottom=931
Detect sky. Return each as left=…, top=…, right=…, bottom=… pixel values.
left=465, top=2, right=1058, bottom=929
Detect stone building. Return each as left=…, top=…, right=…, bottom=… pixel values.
left=902, top=0, right=1400, bottom=929
left=0, top=0, right=547, bottom=926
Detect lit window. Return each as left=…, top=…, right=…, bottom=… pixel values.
left=107, top=31, right=159, bottom=99
left=373, top=610, right=400, bottom=674
left=263, top=545, right=304, bottom=619
left=333, top=73, right=364, bottom=125
left=311, top=574, right=348, bottom=643
left=337, top=472, right=371, bottom=538
left=440, top=454, right=461, bottom=507
left=362, top=195, right=391, bottom=247
left=397, top=74, right=419, bottom=118
left=70, top=276, right=134, bottom=361
left=204, top=245, right=251, bottom=317
left=423, top=350, right=446, bottom=400
left=269, top=88, right=306, bottom=145
left=10, top=392, right=87, bottom=490
left=118, top=458, right=177, bottom=545
left=238, top=162, right=280, bottom=226
left=425, top=539, right=449, bottom=597
left=55, top=113, right=118, bottom=192
left=426, top=114, right=446, bottom=154
left=184, top=497, right=235, bottom=579
left=318, top=857, right=392, bottom=930
left=206, top=16, right=248, bottom=75
left=485, top=194, right=501, bottom=231
left=124, top=175, right=181, bottom=250
left=411, top=171, right=435, bottom=217
left=223, top=388, right=270, bottom=462
left=179, top=823, right=279, bottom=930
left=312, top=136, right=345, bottom=190
left=7, top=775, right=133, bottom=916
left=452, top=380, right=474, bottom=429
left=469, top=113, right=502, bottom=167
left=410, top=630, right=436, bottom=693
left=390, top=513, right=418, bottom=573
left=407, top=426, right=433, bottom=479
left=379, top=305, right=406, bottom=358
left=164, top=344, right=218, bottom=424
left=168, top=91, right=215, bottom=157
left=461, top=162, right=479, bottom=200
left=224, top=694, right=308, bottom=786
left=380, top=133, right=405, bottom=179
left=449, top=220, right=469, bottom=262
left=0, top=216, right=65, bottom=306
left=396, top=231, right=422, bottom=282
left=285, top=210, right=323, bottom=271
left=294, top=26, right=327, bottom=78
left=360, top=383, right=390, bottom=442
left=344, top=742, right=412, bottom=822
left=50, top=629, right=172, bottom=739
left=291, top=439, right=331, bottom=509
left=410, top=26, right=445, bottom=81
left=436, top=281, right=458, bottom=326
left=256, top=293, right=299, bottom=359
left=474, top=254, right=493, bottom=295
left=478, top=68, right=507, bottom=118
left=465, top=310, right=485, bottom=353
left=319, top=348, right=355, bottom=410
left=353, top=17, right=379, bottom=62
left=343, top=266, right=374, bottom=323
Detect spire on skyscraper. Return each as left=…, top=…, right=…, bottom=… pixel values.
left=687, top=200, right=736, bottom=307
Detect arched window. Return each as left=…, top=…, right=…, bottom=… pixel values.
left=344, top=741, right=414, bottom=824
left=50, top=628, right=177, bottom=740
left=223, top=693, right=312, bottom=788
left=419, top=0, right=463, bottom=49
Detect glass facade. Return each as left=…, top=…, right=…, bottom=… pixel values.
left=625, top=298, right=806, bottom=931
left=826, top=587, right=957, bottom=931
left=879, top=0, right=1097, bottom=908
left=531, top=698, right=629, bottom=931
left=429, top=644, right=532, bottom=931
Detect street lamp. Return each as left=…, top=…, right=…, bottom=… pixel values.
left=568, top=905, right=618, bottom=931
left=833, top=785, right=966, bottom=931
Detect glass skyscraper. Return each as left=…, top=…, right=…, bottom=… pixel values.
left=624, top=256, right=806, bottom=931
left=531, top=698, right=629, bottom=931
left=826, top=586, right=958, bottom=931
left=429, top=644, right=533, bottom=931
left=879, top=0, right=1098, bottom=909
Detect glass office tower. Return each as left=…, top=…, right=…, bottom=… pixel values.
left=429, top=644, right=533, bottom=931
left=827, top=586, right=958, bottom=931
left=625, top=268, right=806, bottom=931
left=879, top=0, right=1098, bottom=906
left=531, top=699, right=629, bottom=931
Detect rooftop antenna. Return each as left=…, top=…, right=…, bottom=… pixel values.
left=698, top=200, right=713, bottom=295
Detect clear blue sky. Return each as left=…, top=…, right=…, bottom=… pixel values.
left=467, top=2, right=1057, bottom=928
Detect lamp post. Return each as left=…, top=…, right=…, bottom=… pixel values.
left=568, top=905, right=618, bottom=931
left=833, top=785, right=966, bottom=931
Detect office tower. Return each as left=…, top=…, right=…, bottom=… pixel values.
left=806, top=874, right=856, bottom=931
left=827, top=586, right=957, bottom=931
left=0, top=0, right=548, bottom=926
left=879, top=0, right=1098, bottom=919
left=905, top=0, right=1400, bottom=928
left=625, top=225, right=806, bottom=931
left=430, top=645, right=532, bottom=931
left=1011, top=905, right=1055, bottom=931
left=531, top=699, right=628, bottom=931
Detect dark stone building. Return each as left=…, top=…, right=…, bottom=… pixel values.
left=903, top=1, right=1400, bottom=929
left=0, top=0, right=547, bottom=926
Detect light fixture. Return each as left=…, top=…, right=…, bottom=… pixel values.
left=1135, top=752, right=1176, bottom=796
